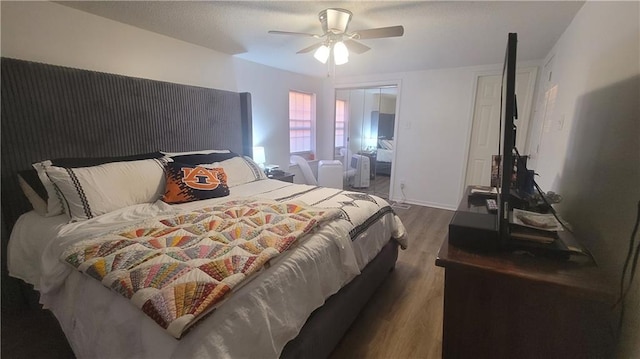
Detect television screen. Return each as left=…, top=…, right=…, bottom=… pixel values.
left=497, top=33, right=518, bottom=245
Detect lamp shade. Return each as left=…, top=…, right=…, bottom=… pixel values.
left=314, top=45, right=330, bottom=64
left=333, top=41, right=349, bottom=65
left=253, top=146, right=266, bottom=166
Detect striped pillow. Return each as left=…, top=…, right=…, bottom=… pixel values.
left=201, top=156, right=267, bottom=187
left=26, top=151, right=164, bottom=217
left=45, top=158, right=167, bottom=222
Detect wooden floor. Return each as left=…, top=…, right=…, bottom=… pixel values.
left=330, top=204, right=452, bottom=359
left=345, top=174, right=391, bottom=199
left=1, top=204, right=453, bottom=359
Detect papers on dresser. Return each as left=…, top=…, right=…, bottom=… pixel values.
left=510, top=209, right=563, bottom=244
left=512, top=209, right=563, bottom=231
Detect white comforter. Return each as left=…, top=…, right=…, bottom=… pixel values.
left=377, top=148, right=394, bottom=163
left=8, top=179, right=406, bottom=358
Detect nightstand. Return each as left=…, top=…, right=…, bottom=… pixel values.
left=266, top=171, right=294, bottom=183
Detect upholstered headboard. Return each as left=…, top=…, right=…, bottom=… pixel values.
left=1, top=57, right=252, bottom=230
left=0, top=58, right=253, bottom=302
left=371, top=111, right=395, bottom=140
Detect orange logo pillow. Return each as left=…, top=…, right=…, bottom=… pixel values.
left=163, top=163, right=229, bottom=204
left=181, top=167, right=225, bottom=190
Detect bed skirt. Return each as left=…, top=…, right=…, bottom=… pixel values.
left=281, top=239, right=399, bottom=358
left=376, top=161, right=392, bottom=176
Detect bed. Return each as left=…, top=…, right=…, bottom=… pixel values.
left=1, top=58, right=407, bottom=358
left=376, top=139, right=394, bottom=176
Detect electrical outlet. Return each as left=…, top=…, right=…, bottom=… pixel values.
left=400, top=180, right=405, bottom=189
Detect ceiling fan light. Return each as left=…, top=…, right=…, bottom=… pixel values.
left=333, top=41, right=349, bottom=65
left=314, top=45, right=330, bottom=63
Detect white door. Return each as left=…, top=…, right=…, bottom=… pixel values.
left=464, top=67, right=538, bottom=187
left=526, top=56, right=555, bottom=170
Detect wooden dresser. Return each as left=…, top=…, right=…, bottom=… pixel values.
left=436, top=207, right=616, bottom=358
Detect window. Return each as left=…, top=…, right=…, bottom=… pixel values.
left=335, top=99, right=346, bottom=148
left=289, top=91, right=314, bottom=154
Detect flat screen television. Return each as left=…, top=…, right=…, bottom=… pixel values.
left=451, top=33, right=569, bottom=257
left=497, top=33, right=518, bottom=245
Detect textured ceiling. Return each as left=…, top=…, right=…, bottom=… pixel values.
left=57, top=1, right=584, bottom=78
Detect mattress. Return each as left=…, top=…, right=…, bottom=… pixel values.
left=8, top=179, right=406, bottom=358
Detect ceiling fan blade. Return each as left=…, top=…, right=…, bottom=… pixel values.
left=344, top=39, right=371, bottom=54
left=297, top=42, right=324, bottom=54
left=353, top=25, right=404, bottom=40
left=268, top=30, right=321, bottom=38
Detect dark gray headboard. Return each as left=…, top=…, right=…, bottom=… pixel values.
left=0, top=57, right=253, bottom=232
left=1, top=58, right=253, bottom=305
left=371, top=111, right=395, bottom=140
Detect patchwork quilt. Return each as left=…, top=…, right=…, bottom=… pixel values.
left=61, top=199, right=341, bottom=338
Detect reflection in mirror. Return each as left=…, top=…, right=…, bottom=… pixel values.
left=334, top=86, right=397, bottom=199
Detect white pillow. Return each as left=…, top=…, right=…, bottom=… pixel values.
left=380, top=139, right=394, bottom=150
left=160, top=149, right=230, bottom=156
left=202, top=156, right=266, bottom=187
left=32, top=160, right=65, bottom=217
left=45, top=158, right=167, bottom=222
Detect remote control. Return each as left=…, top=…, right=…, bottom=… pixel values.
left=486, top=199, right=498, bottom=213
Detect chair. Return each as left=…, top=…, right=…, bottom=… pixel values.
left=318, top=160, right=344, bottom=189
left=290, top=155, right=318, bottom=185
left=289, top=155, right=343, bottom=189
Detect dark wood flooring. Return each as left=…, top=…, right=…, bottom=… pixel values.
left=331, top=204, right=451, bottom=358
left=345, top=174, right=391, bottom=199
left=1, top=205, right=452, bottom=358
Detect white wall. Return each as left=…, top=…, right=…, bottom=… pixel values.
left=0, top=1, right=324, bottom=171
left=233, top=60, right=325, bottom=170
left=1, top=1, right=237, bottom=91
left=332, top=63, right=536, bottom=209
left=377, top=94, right=397, bottom=114
left=525, top=2, right=639, bottom=357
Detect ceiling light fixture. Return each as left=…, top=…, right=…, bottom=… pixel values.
left=313, top=41, right=350, bottom=65
left=269, top=7, right=405, bottom=69
left=313, top=45, right=330, bottom=64
left=333, top=41, right=349, bottom=65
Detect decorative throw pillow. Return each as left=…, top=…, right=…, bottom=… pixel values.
left=45, top=158, right=167, bottom=222
left=379, top=139, right=394, bottom=150
left=26, top=151, right=164, bottom=216
left=162, top=163, right=230, bottom=204
left=201, top=156, right=267, bottom=188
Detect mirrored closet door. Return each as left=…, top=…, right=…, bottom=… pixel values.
left=334, top=86, right=397, bottom=199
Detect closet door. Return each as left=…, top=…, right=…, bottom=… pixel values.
left=334, top=86, right=397, bottom=199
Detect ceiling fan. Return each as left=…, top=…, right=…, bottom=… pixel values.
left=268, top=8, right=404, bottom=65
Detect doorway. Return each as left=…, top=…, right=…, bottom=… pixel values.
left=464, top=67, right=537, bottom=187
left=334, top=86, right=397, bottom=199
